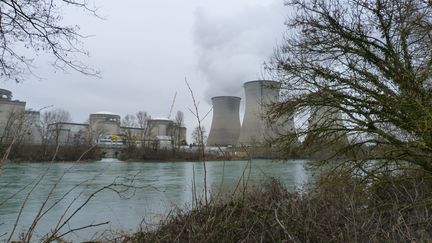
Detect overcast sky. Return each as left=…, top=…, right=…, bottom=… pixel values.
left=0, top=0, right=288, bottom=141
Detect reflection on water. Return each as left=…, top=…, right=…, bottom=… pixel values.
left=0, top=160, right=310, bottom=241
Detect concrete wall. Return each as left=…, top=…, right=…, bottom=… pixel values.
left=207, top=96, right=241, bottom=146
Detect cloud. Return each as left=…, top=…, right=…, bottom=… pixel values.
left=193, top=1, right=287, bottom=101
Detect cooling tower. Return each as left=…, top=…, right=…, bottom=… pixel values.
left=305, top=106, right=348, bottom=146
left=238, top=80, right=281, bottom=145
left=207, top=96, right=241, bottom=146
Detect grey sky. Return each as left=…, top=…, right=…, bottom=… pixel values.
left=0, top=0, right=288, bottom=141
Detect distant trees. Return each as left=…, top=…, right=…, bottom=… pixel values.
left=0, top=0, right=99, bottom=82
left=120, top=110, right=186, bottom=149
left=0, top=109, right=25, bottom=146
left=268, top=0, right=432, bottom=174
left=40, top=108, right=72, bottom=145
left=192, top=126, right=207, bottom=147
left=121, top=114, right=138, bottom=147
left=121, top=114, right=137, bottom=128
left=0, top=108, right=28, bottom=161
left=121, top=111, right=152, bottom=147
left=173, top=110, right=185, bottom=149
left=136, top=111, right=151, bottom=136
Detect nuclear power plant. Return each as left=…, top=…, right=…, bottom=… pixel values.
left=207, top=96, right=241, bottom=146
left=0, top=82, right=348, bottom=159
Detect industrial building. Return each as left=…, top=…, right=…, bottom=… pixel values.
left=207, top=96, right=241, bottom=146
left=89, top=112, right=121, bottom=143
left=0, top=89, right=43, bottom=145
left=148, top=118, right=187, bottom=149
left=46, top=113, right=187, bottom=151
left=0, top=89, right=188, bottom=153
left=0, top=89, right=25, bottom=143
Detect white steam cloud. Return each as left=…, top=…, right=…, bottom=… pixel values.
left=193, top=1, right=287, bottom=101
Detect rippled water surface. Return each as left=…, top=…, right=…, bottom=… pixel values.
left=0, top=159, right=310, bottom=241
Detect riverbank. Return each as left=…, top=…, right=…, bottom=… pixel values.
left=1, top=143, right=307, bottom=163
left=119, top=145, right=301, bottom=162
left=122, top=172, right=432, bottom=242
left=1, top=144, right=102, bottom=162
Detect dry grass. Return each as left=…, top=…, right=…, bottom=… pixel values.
left=119, top=172, right=432, bottom=243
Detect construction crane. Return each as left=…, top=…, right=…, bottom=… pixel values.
left=167, top=91, right=177, bottom=119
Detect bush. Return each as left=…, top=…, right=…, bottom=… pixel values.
left=122, top=173, right=432, bottom=242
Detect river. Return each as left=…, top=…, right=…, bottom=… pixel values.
left=0, top=159, right=310, bottom=242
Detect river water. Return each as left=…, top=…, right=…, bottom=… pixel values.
left=0, top=159, right=310, bottom=241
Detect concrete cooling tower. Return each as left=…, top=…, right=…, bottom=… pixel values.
left=305, top=106, right=348, bottom=146
left=238, top=80, right=282, bottom=145
left=207, top=96, right=241, bottom=146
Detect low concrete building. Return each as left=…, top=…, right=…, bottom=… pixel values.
left=47, top=122, right=89, bottom=145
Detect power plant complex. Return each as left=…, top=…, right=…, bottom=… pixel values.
left=0, top=80, right=347, bottom=158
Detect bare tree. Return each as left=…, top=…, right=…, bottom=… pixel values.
left=121, top=114, right=138, bottom=147
left=0, top=0, right=99, bottom=82
left=268, top=0, right=432, bottom=174
left=0, top=109, right=28, bottom=163
left=175, top=110, right=184, bottom=127
left=121, top=114, right=137, bottom=128
left=0, top=109, right=25, bottom=145
left=173, top=110, right=185, bottom=150
left=136, top=111, right=150, bottom=130
left=135, top=111, right=151, bottom=147
left=40, top=108, right=72, bottom=145
left=192, top=126, right=207, bottom=147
